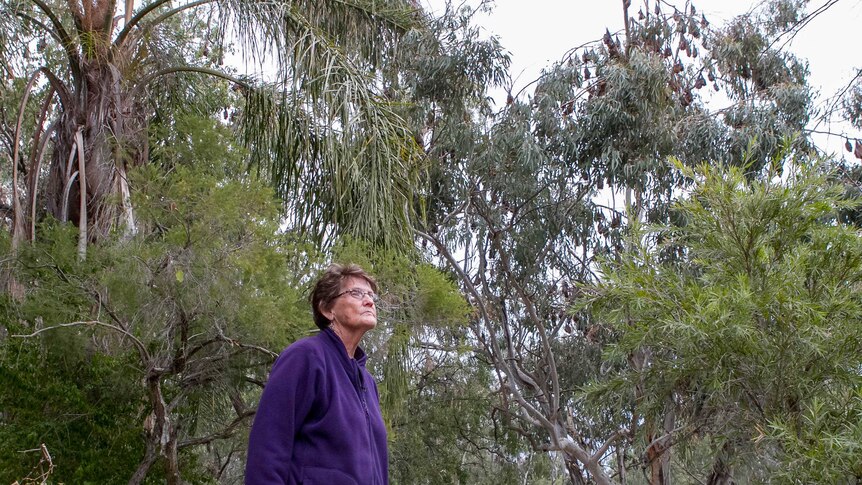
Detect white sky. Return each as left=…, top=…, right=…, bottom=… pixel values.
left=422, top=0, right=862, bottom=159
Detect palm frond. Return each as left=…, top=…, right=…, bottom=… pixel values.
left=225, top=0, right=417, bottom=69
left=2, top=0, right=426, bottom=249
left=230, top=0, right=425, bottom=249
left=242, top=76, right=422, bottom=249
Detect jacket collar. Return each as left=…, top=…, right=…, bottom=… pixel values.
left=321, top=326, right=368, bottom=367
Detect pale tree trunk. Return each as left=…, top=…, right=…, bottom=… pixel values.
left=5, top=71, right=43, bottom=299
left=75, top=128, right=87, bottom=260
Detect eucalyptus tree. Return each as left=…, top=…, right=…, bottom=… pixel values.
left=415, top=0, right=818, bottom=483
left=363, top=5, right=564, bottom=482
left=566, top=0, right=811, bottom=218
left=0, top=0, right=424, bottom=263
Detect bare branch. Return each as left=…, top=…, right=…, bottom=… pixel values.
left=215, top=333, right=279, bottom=359
left=114, top=0, right=217, bottom=49
left=592, top=429, right=625, bottom=465
left=12, top=320, right=150, bottom=361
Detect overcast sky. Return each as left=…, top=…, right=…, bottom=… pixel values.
left=422, top=0, right=862, bottom=158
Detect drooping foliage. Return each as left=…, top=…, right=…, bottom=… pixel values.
left=589, top=159, right=862, bottom=482
left=4, top=0, right=862, bottom=483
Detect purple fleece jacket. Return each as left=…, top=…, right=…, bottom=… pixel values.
left=245, top=327, right=388, bottom=484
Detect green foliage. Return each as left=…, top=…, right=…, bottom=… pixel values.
left=769, top=391, right=862, bottom=482
left=589, top=159, right=862, bottom=481
left=232, top=0, right=427, bottom=251
left=389, top=352, right=552, bottom=485
left=0, top=121, right=316, bottom=481
left=0, top=319, right=146, bottom=483
left=391, top=2, right=510, bottom=228
left=709, top=11, right=811, bottom=166
left=413, top=264, right=472, bottom=328
left=124, top=161, right=309, bottom=349
left=150, top=114, right=248, bottom=177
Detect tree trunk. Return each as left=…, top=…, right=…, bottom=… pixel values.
left=46, top=58, right=145, bottom=243
left=706, top=445, right=734, bottom=485
left=130, top=374, right=181, bottom=484
left=645, top=398, right=674, bottom=485
left=645, top=433, right=669, bottom=485
left=566, top=460, right=587, bottom=485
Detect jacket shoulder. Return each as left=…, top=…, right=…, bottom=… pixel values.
left=271, top=332, right=329, bottom=371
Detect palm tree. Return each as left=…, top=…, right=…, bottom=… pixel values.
left=1, top=0, right=425, bottom=480
left=1, top=0, right=424, bottom=260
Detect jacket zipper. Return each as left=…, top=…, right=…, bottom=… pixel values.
left=355, top=364, right=379, bottom=485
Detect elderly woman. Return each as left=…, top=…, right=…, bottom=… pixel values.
left=245, top=264, right=388, bottom=484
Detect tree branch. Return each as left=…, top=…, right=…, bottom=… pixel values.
left=114, top=0, right=217, bottom=49
left=12, top=320, right=150, bottom=361
left=177, top=409, right=256, bottom=449
left=28, top=0, right=81, bottom=82
left=129, top=66, right=248, bottom=99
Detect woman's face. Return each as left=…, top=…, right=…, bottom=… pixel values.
left=322, top=276, right=377, bottom=336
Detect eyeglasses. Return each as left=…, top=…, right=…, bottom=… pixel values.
left=337, top=288, right=379, bottom=302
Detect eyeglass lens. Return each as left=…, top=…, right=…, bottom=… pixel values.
left=344, top=289, right=377, bottom=301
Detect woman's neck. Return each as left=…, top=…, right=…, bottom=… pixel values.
left=329, top=322, right=362, bottom=358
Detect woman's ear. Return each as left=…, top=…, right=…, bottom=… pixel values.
left=320, top=304, right=333, bottom=322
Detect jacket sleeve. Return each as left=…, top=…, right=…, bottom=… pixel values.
left=245, top=343, right=319, bottom=484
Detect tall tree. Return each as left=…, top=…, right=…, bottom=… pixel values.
left=0, top=0, right=424, bottom=258
left=416, top=0, right=817, bottom=482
